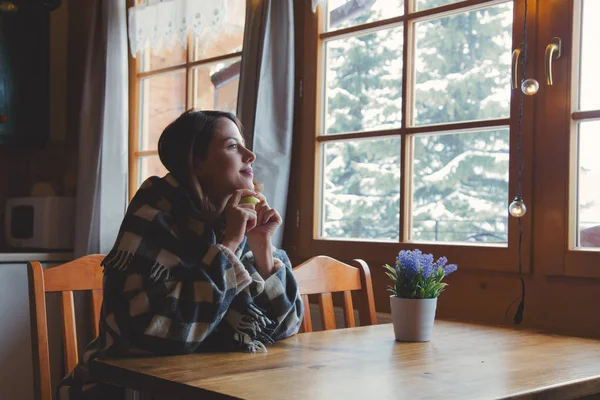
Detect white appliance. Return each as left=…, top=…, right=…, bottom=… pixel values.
left=5, top=196, right=75, bottom=249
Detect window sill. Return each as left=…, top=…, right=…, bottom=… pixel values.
left=298, top=239, right=529, bottom=273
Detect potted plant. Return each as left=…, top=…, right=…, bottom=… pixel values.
left=383, top=249, right=457, bottom=342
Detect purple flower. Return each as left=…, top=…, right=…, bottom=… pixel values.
left=397, top=249, right=419, bottom=279
left=420, top=252, right=434, bottom=279
left=443, top=264, right=458, bottom=275
left=388, top=249, right=458, bottom=298
left=397, top=250, right=458, bottom=280
left=431, top=255, right=457, bottom=276
left=434, top=256, right=448, bottom=269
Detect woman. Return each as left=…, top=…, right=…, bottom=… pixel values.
left=59, top=110, right=303, bottom=399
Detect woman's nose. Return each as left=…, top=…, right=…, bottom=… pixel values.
left=243, top=147, right=256, bottom=163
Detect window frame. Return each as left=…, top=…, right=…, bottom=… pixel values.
left=127, top=11, right=244, bottom=198
left=296, top=0, right=534, bottom=272
left=564, top=0, right=600, bottom=277
left=524, top=0, right=600, bottom=279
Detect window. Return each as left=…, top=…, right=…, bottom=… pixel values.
left=559, top=0, right=600, bottom=276
left=299, top=0, right=528, bottom=271
left=128, top=0, right=246, bottom=195
left=570, top=0, right=600, bottom=250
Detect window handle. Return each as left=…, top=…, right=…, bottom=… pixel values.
left=512, top=43, right=524, bottom=89
left=545, top=37, right=562, bottom=86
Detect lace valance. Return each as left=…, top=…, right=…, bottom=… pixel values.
left=128, top=0, right=226, bottom=57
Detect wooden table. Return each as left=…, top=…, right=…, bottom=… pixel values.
left=90, top=321, right=600, bottom=399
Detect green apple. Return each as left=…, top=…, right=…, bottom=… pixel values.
left=240, top=196, right=260, bottom=205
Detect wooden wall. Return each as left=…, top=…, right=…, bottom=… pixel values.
left=284, top=0, right=600, bottom=340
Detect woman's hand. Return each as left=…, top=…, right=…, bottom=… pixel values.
left=246, top=193, right=282, bottom=278
left=247, top=193, right=282, bottom=241
left=221, top=189, right=258, bottom=253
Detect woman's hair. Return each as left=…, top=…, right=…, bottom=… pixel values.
left=158, top=110, right=245, bottom=213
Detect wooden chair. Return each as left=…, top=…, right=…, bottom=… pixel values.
left=292, top=256, right=377, bottom=332
left=29, top=254, right=105, bottom=400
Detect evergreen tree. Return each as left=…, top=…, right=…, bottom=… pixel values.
left=323, top=1, right=513, bottom=242
left=323, top=9, right=402, bottom=239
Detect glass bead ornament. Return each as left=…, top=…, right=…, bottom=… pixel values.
left=509, top=196, right=527, bottom=217
left=521, top=78, right=539, bottom=96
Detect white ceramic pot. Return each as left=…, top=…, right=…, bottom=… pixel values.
left=390, top=296, right=438, bottom=342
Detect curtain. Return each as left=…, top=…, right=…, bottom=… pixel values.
left=237, top=0, right=295, bottom=248
left=73, top=0, right=128, bottom=257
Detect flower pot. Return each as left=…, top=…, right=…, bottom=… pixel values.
left=390, top=296, right=437, bottom=342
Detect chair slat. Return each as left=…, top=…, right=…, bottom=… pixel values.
left=301, top=294, right=313, bottom=333
left=61, top=291, right=79, bottom=372
left=353, top=259, right=378, bottom=326
left=44, top=256, right=104, bottom=292
left=343, top=291, right=356, bottom=328
left=30, top=261, right=53, bottom=400
left=91, top=289, right=103, bottom=338
left=319, top=293, right=336, bottom=330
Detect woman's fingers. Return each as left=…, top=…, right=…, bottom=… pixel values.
left=228, top=190, right=281, bottom=232
left=255, top=204, right=265, bottom=225
left=260, top=209, right=273, bottom=224
left=251, top=193, right=269, bottom=224
left=263, top=208, right=283, bottom=225
left=247, top=207, right=258, bottom=228
left=236, top=207, right=255, bottom=232
left=227, top=189, right=257, bottom=209
left=254, top=192, right=268, bottom=205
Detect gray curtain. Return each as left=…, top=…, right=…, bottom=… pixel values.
left=237, top=0, right=295, bottom=247
left=73, top=0, right=128, bottom=257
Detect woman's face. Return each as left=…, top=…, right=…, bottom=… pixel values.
left=194, top=117, right=256, bottom=199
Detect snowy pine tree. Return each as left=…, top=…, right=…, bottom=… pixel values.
left=322, top=0, right=513, bottom=242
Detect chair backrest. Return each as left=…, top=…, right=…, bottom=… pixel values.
left=292, top=256, right=377, bottom=332
left=29, top=254, right=104, bottom=400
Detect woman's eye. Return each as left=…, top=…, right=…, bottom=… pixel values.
left=228, top=143, right=238, bottom=149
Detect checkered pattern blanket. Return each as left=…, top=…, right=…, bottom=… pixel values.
left=58, top=174, right=303, bottom=399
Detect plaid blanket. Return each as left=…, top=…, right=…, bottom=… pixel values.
left=58, top=174, right=303, bottom=399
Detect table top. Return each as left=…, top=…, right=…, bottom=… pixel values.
left=90, top=321, right=600, bottom=400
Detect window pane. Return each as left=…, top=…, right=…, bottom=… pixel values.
left=411, top=129, right=509, bottom=243
left=139, top=40, right=187, bottom=73
left=324, top=26, right=403, bottom=135
left=416, top=0, right=467, bottom=12
left=139, top=70, right=186, bottom=151
left=192, top=57, right=241, bottom=114
left=579, top=0, right=600, bottom=111
left=577, top=121, right=600, bottom=248
left=413, top=3, right=513, bottom=126
left=325, top=0, right=404, bottom=32
left=138, top=156, right=168, bottom=187
left=321, top=137, right=400, bottom=240
left=192, top=0, right=245, bottom=61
